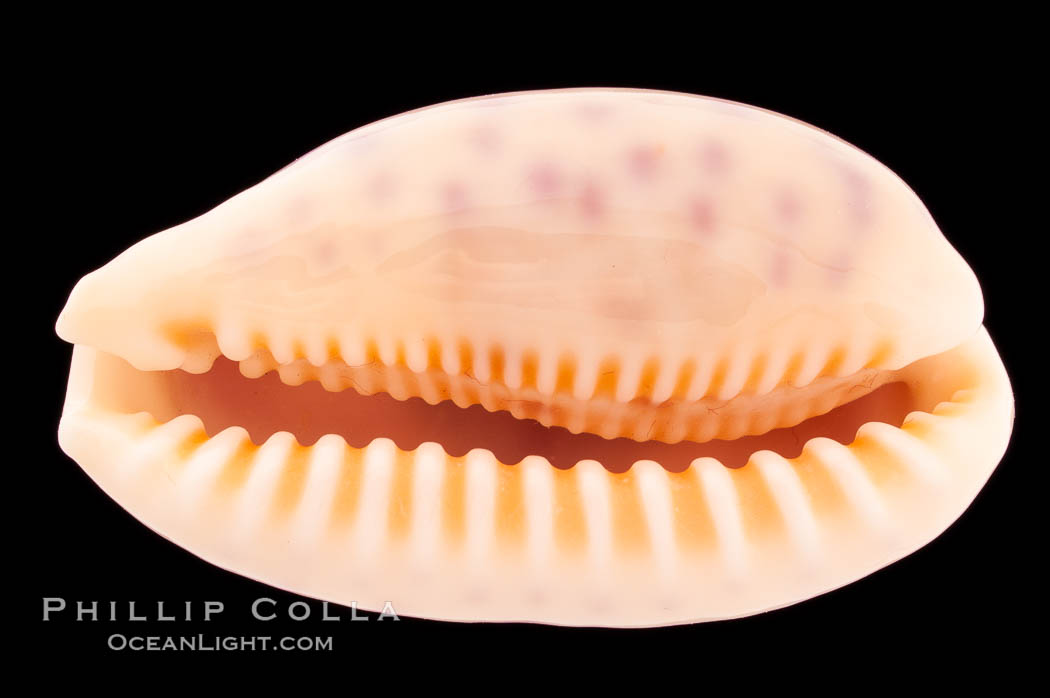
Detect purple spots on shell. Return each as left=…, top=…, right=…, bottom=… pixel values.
left=689, top=195, right=718, bottom=237
left=312, top=239, right=339, bottom=268
left=596, top=291, right=651, bottom=323
left=368, top=173, right=396, bottom=202
left=528, top=163, right=562, bottom=198
left=442, top=181, right=469, bottom=213
left=283, top=196, right=315, bottom=228
left=467, top=125, right=500, bottom=154
left=775, top=189, right=802, bottom=226
left=579, top=179, right=604, bottom=220
left=699, top=141, right=729, bottom=176
left=841, top=166, right=873, bottom=229
left=577, top=102, right=614, bottom=122
left=628, top=145, right=662, bottom=181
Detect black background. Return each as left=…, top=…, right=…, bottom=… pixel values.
left=21, top=37, right=1034, bottom=668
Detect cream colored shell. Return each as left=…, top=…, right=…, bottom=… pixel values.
left=55, top=89, right=1013, bottom=626
left=57, top=90, right=979, bottom=405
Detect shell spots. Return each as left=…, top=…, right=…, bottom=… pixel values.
left=283, top=196, right=314, bottom=227
left=467, top=124, right=500, bottom=154
left=841, top=167, right=873, bottom=229
left=628, top=145, right=663, bottom=181
left=689, top=195, right=718, bottom=237
left=579, top=179, right=604, bottom=220
left=442, top=181, right=469, bottom=213
left=596, top=290, right=652, bottom=323
left=775, top=189, right=803, bottom=226
left=577, top=101, right=614, bottom=122
left=311, top=238, right=340, bottom=271
left=699, top=141, right=729, bottom=176
left=528, top=162, right=563, bottom=198
left=367, top=173, right=397, bottom=203
left=314, top=239, right=337, bottom=259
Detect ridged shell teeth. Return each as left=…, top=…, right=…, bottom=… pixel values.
left=224, top=329, right=881, bottom=407
left=693, top=410, right=723, bottom=443
left=791, top=342, right=832, bottom=388
left=238, top=349, right=277, bottom=379
left=754, top=347, right=793, bottom=396
left=175, top=328, right=908, bottom=445
left=405, top=338, right=429, bottom=375
left=337, top=329, right=367, bottom=367
left=57, top=329, right=1011, bottom=626
left=215, top=318, right=255, bottom=363
left=318, top=361, right=350, bottom=392
left=178, top=332, right=221, bottom=375
left=438, top=336, right=460, bottom=378
left=614, top=357, right=644, bottom=404
left=303, top=334, right=331, bottom=368
left=571, top=350, right=598, bottom=402
left=471, top=344, right=492, bottom=386
left=376, top=335, right=399, bottom=368
left=837, top=337, right=876, bottom=381
left=685, top=359, right=715, bottom=402
left=535, top=343, right=558, bottom=397
left=649, top=360, right=678, bottom=405
left=266, top=327, right=297, bottom=366
left=502, top=346, right=523, bottom=391
left=276, top=361, right=309, bottom=386
left=716, top=349, right=753, bottom=402
left=385, top=360, right=414, bottom=403
left=415, top=363, right=445, bottom=405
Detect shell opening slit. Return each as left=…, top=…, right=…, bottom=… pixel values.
left=55, top=89, right=1014, bottom=626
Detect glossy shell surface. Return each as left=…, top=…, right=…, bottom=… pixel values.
left=55, top=89, right=1013, bottom=626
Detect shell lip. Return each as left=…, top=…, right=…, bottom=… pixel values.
left=58, top=325, right=1002, bottom=475
left=54, top=316, right=916, bottom=449
left=55, top=328, right=1015, bottom=626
